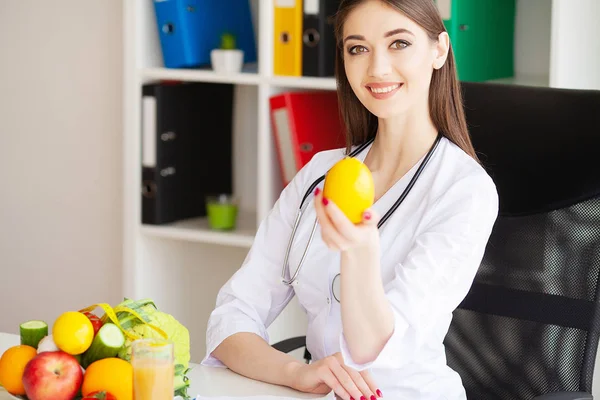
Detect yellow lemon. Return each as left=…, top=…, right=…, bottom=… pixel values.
left=323, top=157, right=374, bottom=223
left=53, top=311, right=94, bottom=355
left=82, top=357, right=133, bottom=400
left=0, top=345, right=37, bottom=395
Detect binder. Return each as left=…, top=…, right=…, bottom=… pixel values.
left=141, top=82, right=234, bottom=225
left=269, top=91, right=346, bottom=186
left=302, top=0, right=340, bottom=77
left=153, top=0, right=257, bottom=69
left=435, top=0, right=515, bottom=82
left=274, top=0, right=304, bottom=76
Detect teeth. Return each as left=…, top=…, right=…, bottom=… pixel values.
left=370, top=84, right=400, bottom=94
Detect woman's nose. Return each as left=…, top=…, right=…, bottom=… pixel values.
left=367, top=49, right=393, bottom=78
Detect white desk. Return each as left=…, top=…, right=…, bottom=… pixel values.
left=0, top=333, right=331, bottom=400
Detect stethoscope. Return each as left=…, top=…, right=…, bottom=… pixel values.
left=280, top=133, right=443, bottom=301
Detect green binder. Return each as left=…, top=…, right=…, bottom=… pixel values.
left=436, top=0, right=516, bottom=82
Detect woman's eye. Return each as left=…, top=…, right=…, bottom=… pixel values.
left=391, top=40, right=410, bottom=49
left=348, top=45, right=367, bottom=55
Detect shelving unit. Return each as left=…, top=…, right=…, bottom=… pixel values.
left=123, top=0, right=600, bottom=363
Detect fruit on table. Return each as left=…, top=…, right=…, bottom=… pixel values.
left=20, top=320, right=49, bottom=349
left=21, top=350, right=83, bottom=399
left=53, top=311, right=94, bottom=355
left=82, top=390, right=117, bottom=400
left=81, top=311, right=104, bottom=337
left=22, top=350, right=83, bottom=400
left=323, top=157, right=374, bottom=223
left=81, top=323, right=125, bottom=369
left=0, top=344, right=37, bottom=395
left=82, top=357, right=133, bottom=400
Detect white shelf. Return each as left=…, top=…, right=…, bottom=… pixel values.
left=140, top=210, right=257, bottom=248
left=268, top=75, right=337, bottom=90
left=140, top=67, right=338, bottom=91
left=140, top=66, right=262, bottom=86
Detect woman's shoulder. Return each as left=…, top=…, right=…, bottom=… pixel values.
left=432, top=136, right=499, bottom=211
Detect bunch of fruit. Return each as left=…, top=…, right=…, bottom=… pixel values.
left=0, top=310, right=132, bottom=400
left=0, top=299, right=191, bottom=400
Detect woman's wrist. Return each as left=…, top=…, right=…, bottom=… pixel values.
left=282, top=359, right=305, bottom=390
left=341, top=240, right=380, bottom=269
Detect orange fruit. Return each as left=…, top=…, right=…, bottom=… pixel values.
left=82, top=357, right=133, bottom=400
left=53, top=311, right=94, bottom=355
left=0, top=345, right=37, bottom=395
left=323, top=157, right=374, bottom=223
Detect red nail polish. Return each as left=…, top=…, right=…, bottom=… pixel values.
left=360, top=397, right=366, bottom=400
left=376, top=389, right=382, bottom=397
left=363, top=211, right=371, bottom=220
left=370, top=396, right=377, bottom=400
left=350, top=398, right=355, bottom=400
left=322, top=197, right=329, bottom=206
left=314, top=187, right=320, bottom=196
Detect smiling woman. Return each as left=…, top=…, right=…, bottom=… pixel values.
left=202, top=1, right=499, bottom=400
left=334, top=0, right=478, bottom=162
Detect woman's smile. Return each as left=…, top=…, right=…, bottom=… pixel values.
left=365, top=82, right=404, bottom=100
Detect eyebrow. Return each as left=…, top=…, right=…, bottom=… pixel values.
left=343, top=28, right=415, bottom=44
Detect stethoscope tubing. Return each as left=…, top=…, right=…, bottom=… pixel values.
left=281, top=133, right=442, bottom=286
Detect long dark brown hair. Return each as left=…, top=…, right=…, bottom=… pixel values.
left=332, top=0, right=479, bottom=163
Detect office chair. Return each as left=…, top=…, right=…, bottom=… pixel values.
left=272, top=82, right=600, bottom=399
left=443, top=82, right=600, bottom=400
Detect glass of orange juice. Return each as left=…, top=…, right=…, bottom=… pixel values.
left=131, top=338, right=175, bottom=400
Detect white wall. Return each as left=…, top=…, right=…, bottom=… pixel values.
left=0, top=1, right=123, bottom=333
left=550, top=0, right=600, bottom=90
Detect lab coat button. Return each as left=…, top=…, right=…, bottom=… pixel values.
left=327, top=297, right=331, bottom=304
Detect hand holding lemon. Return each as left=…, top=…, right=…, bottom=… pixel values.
left=323, top=157, right=375, bottom=224
left=315, top=157, right=379, bottom=253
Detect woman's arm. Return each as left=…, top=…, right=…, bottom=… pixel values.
left=314, top=172, right=499, bottom=369
left=340, top=246, right=395, bottom=365
left=211, top=332, right=303, bottom=388
left=314, top=188, right=395, bottom=364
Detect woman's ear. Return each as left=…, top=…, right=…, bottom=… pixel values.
left=433, top=32, right=450, bottom=70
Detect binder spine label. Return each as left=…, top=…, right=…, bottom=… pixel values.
left=142, top=96, right=157, bottom=168
left=276, top=0, right=296, bottom=8
left=273, top=108, right=299, bottom=183
left=304, top=0, right=319, bottom=14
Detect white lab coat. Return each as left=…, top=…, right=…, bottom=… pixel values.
left=201, top=136, right=499, bottom=400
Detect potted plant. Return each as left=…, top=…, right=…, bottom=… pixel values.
left=210, top=32, right=244, bottom=74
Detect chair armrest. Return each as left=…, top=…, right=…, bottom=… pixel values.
left=533, top=392, right=593, bottom=400
left=271, top=336, right=306, bottom=354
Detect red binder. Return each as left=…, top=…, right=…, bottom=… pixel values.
left=269, top=91, right=346, bottom=186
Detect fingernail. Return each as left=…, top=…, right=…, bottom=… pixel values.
left=371, top=396, right=377, bottom=400
left=360, top=397, right=366, bottom=400
left=350, top=398, right=355, bottom=400
left=322, top=197, right=329, bottom=206
left=363, top=211, right=371, bottom=220
left=314, top=187, right=320, bottom=196
left=376, top=389, right=383, bottom=397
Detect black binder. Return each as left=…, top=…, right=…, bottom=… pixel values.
left=141, top=82, right=234, bottom=225
left=302, top=0, right=340, bottom=77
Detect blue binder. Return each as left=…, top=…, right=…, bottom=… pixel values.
left=153, top=0, right=257, bottom=69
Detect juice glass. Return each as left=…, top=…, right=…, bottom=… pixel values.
left=131, top=338, right=175, bottom=400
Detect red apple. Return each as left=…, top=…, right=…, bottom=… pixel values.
left=22, top=351, right=83, bottom=400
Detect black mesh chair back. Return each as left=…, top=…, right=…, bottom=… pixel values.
left=444, top=82, right=600, bottom=399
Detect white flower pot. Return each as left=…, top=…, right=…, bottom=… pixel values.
left=210, top=49, right=244, bottom=74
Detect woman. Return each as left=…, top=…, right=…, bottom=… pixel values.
left=201, top=0, right=498, bottom=399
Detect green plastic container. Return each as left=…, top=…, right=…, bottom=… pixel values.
left=206, top=194, right=238, bottom=230
left=436, top=0, right=516, bottom=82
